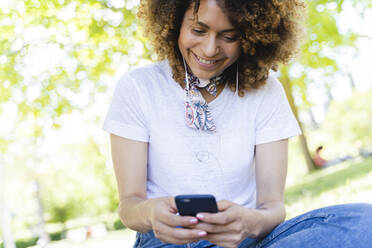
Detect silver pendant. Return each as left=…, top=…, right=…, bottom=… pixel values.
left=196, top=151, right=210, bottom=163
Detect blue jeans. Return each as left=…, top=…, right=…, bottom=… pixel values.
left=133, top=203, right=372, bottom=248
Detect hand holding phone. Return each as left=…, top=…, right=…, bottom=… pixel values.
left=175, top=194, right=218, bottom=217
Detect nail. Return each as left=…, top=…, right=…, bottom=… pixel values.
left=189, top=218, right=197, bottom=224
left=198, top=231, right=207, bottom=236
left=196, top=213, right=204, bottom=219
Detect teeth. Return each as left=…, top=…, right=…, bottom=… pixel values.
left=196, top=55, right=217, bottom=65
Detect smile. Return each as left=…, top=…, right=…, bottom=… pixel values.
left=193, top=52, right=219, bottom=65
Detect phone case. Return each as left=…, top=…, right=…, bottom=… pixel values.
left=175, top=194, right=218, bottom=216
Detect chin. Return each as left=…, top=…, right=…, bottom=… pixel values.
left=193, top=72, right=215, bottom=80
left=190, top=66, right=222, bottom=79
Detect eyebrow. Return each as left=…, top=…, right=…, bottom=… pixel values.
left=187, top=18, right=237, bottom=33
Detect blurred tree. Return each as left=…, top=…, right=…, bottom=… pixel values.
left=0, top=0, right=143, bottom=238
left=33, top=181, right=50, bottom=247
left=280, top=0, right=371, bottom=171
left=41, top=138, right=118, bottom=225
left=321, top=89, right=372, bottom=153
left=0, top=156, right=16, bottom=248
left=0, top=0, right=148, bottom=131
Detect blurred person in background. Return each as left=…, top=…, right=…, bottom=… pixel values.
left=313, top=146, right=353, bottom=169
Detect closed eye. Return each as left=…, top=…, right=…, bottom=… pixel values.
left=192, top=29, right=205, bottom=34
left=222, top=35, right=239, bottom=42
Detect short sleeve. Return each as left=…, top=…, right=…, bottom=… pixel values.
left=255, top=77, right=302, bottom=145
left=103, top=73, right=149, bottom=142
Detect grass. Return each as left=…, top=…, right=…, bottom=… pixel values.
left=28, top=229, right=136, bottom=248
left=285, top=157, right=372, bottom=219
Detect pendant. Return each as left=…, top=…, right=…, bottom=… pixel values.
left=196, top=151, right=210, bottom=163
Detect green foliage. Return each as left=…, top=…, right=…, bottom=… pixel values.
left=0, top=0, right=137, bottom=232
left=49, top=230, right=65, bottom=241
left=0, top=0, right=143, bottom=137
left=14, top=237, right=38, bottom=248
left=113, top=219, right=126, bottom=230
left=0, top=232, right=64, bottom=248
left=281, top=0, right=362, bottom=111
left=41, top=138, right=118, bottom=225
left=0, top=237, right=38, bottom=248
left=48, top=199, right=84, bottom=225
left=319, top=89, right=372, bottom=153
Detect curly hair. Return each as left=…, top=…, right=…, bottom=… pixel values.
left=138, top=0, right=305, bottom=96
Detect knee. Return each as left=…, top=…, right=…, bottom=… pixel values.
left=346, top=203, right=372, bottom=216
left=318, top=203, right=372, bottom=227
left=335, top=203, right=372, bottom=231
left=353, top=203, right=372, bottom=221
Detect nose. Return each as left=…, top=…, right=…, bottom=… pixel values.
left=202, top=35, right=219, bottom=57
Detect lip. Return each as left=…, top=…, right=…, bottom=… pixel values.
left=191, top=52, right=221, bottom=70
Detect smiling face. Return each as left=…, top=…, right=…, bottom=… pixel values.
left=178, top=0, right=241, bottom=80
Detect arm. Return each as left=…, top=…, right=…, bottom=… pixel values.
left=110, top=134, right=207, bottom=243
left=110, top=133, right=151, bottom=232
left=254, top=138, right=288, bottom=237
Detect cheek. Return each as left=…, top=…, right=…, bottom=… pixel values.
left=178, top=28, right=198, bottom=51
left=177, top=26, right=186, bottom=51
left=226, top=44, right=241, bottom=60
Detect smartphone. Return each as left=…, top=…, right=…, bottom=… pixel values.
left=175, top=194, right=218, bottom=216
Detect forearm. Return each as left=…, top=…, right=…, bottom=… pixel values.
left=118, top=196, right=156, bottom=232
left=250, top=200, right=286, bottom=238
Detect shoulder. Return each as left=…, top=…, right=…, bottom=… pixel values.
left=125, top=60, right=171, bottom=84
left=263, top=75, right=284, bottom=93
left=245, top=74, right=284, bottom=99
left=257, top=74, right=286, bottom=101
left=116, top=60, right=173, bottom=91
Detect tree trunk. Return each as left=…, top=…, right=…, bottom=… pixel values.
left=324, top=85, right=333, bottom=113
left=34, top=180, right=50, bottom=247
left=279, top=66, right=316, bottom=172
left=308, top=109, right=319, bottom=130
left=1, top=206, right=16, bottom=248
left=347, top=72, right=356, bottom=89
left=1, top=159, right=16, bottom=248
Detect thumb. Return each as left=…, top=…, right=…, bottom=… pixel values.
left=167, top=197, right=178, bottom=213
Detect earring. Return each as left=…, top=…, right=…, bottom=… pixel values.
left=235, top=63, right=239, bottom=96
left=182, top=57, right=190, bottom=93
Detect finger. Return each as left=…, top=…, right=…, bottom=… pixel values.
left=217, top=200, right=233, bottom=211
left=196, top=212, right=234, bottom=225
left=159, top=211, right=200, bottom=228
left=204, top=233, right=241, bottom=248
left=155, top=221, right=207, bottom=244
left=192, top=222, right=226, bottom=234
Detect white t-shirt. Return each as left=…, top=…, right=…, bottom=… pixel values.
left=103, top=60, right=301, bottom=208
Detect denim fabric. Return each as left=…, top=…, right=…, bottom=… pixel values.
left=133, top=203, right=372, bottom=248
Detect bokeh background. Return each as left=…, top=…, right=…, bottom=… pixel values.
left=0, top=0, right=371, bottom=247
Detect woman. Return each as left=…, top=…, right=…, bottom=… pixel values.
left=103, top=0, right=372, bottom=247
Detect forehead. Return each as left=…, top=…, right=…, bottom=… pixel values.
left=184, top=0, right=234, bottom=29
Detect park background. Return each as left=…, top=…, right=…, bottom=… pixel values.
left=0, top=0, right=371, bottom=247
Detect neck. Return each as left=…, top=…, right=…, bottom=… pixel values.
left=199, top=84, right=224, bottom=104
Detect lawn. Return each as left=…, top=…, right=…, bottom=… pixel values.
left=29, top=229, right=136, bottom=248
left=30, top=157, right=372, bottom=247
left=285, top=156, right=372, bottom=219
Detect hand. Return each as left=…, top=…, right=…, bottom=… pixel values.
left=191, top=200, right=262, bottom=248
left=149, top=197, right=207, bottom=244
